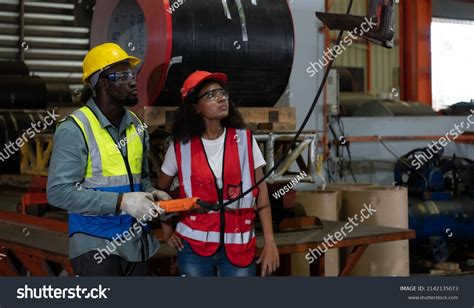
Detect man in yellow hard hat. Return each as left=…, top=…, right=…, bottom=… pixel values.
left=47, top=42, right=170, bottom=276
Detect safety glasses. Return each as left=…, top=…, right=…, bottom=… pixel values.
left=102, top=70, right=137, bottom=84
left=197, top=88, right=229, bottom=101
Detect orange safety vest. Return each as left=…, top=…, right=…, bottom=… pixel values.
left=175, top=128, right=259, bottom=267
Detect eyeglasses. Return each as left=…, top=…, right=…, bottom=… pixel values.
left=197, top=88, right=229, bottom=101
left=102, top=70, right=137, bottom=84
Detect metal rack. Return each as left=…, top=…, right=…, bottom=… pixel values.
left=255, top=132, right=326, bottom=187
left=0, top=0, right=89, bottom=96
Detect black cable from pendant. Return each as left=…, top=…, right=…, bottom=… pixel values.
left=219, top=0, right=355, bottom=208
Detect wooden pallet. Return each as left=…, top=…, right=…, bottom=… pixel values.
left=137, top=106, right=297, bottom=132
left=57, top=106, right=297, bottom=132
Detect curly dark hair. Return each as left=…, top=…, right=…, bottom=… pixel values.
left=172, top=79, right=246, bottom=143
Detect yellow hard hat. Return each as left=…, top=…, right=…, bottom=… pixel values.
left=82, top=42, right=141, bottom=84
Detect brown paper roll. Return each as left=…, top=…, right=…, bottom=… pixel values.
left=342, top=186, right=409, bottom=276
left=326, top=183, right=379, bottom=190
left=292, top=190, right=341, bottom=276
left=325, top=183, right=379, bottom=214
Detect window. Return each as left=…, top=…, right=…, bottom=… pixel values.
left=431, top=18, right=474, bottom=111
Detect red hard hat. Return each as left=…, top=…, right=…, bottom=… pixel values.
left=180, top=70, right=228, bottom=101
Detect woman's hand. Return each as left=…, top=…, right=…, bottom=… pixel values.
left=165, top=232, right=184, bottom=252
left=256, top=240, right=280, bottom=276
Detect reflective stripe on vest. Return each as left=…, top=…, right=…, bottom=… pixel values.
left=175, top=128, right=259, bottom=267
left=67, top=105, right=145, bottom=239
left=176, top=222, right=256, bottom=244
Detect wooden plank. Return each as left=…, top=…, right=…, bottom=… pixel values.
left=238, top=107, right=296, bottom=124
left=0, top=222, right=68, bottom=256
left=0, top=211, right=67, bottom=233
left=256, top=123, right=296, bottom=131
left=139, top=106, right=178, bottom=128
left=264, top=231, right=415, bottom=255
left=339, top=245, right=369, bottom=276
left=257, top=220, right=416, bottom=253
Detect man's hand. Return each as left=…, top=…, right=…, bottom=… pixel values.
left=256, top=240, right=280, bottom=277
left=120, top=192, right=157, bottom=220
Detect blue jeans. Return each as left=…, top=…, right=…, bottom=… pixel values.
left=177, top=240, right=256, bottom=277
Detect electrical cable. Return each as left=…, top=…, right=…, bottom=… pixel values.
left=215, top=0, right=355, bottom=209
left=328, top=117, right=357, bottom=183
left=335, top=110, right=357, bottom=182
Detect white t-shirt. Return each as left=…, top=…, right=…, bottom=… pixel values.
left=161, top=128, right=266, bottom=188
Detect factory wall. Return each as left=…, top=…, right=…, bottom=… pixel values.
left=342, top=116, right=474, bottom=185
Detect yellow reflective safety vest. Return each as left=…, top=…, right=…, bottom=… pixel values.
left=67, top=105, right=145, bottom=239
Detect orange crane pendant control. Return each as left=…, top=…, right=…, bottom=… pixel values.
left=155, top=197, right=200, bottom=213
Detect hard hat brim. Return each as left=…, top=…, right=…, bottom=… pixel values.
left=128, top=56, right=141, bottom=68
left=180, top=71, right=228, bottom=100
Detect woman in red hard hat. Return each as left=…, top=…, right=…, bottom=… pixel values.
left=157, top=71, right=279, bottom=277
